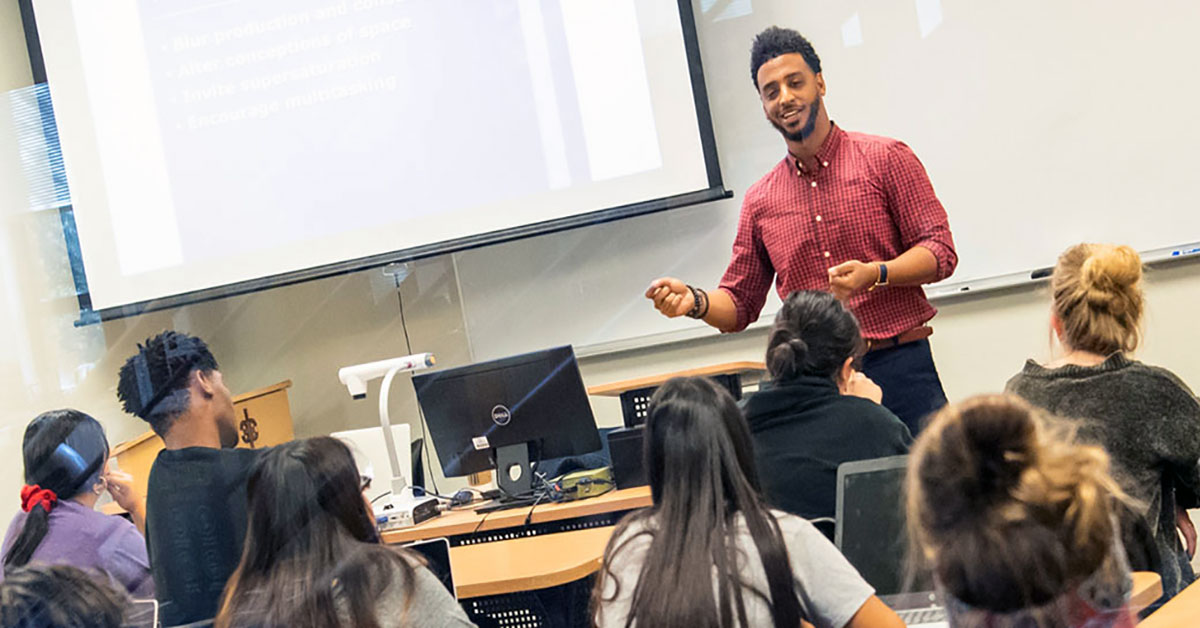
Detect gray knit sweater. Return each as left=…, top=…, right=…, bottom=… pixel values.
left=1006, top=353, right=1200, bottom=598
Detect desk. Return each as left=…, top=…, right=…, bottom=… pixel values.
left=382, top=487, right=651, bottom=600
left=1131, top=571, right=1163, bottom=612
left=385, top=487, right=651, bottom=627
left=1139, top=577, right=1200, bottom=627
left=451, top=527, right=614, bottom=599
left=587, top=362, right=767, bottom=427
left=585, top=361, right=767, bottom=397
left=382, top=486, right=651, bottom=545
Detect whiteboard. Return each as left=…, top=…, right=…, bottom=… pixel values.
left=457, top=0, right=1200, bottom=360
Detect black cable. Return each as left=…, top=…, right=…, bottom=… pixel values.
left=370, top=491, right=392, bottom=505
left=523, top=492, right=548, bottom=527
left=471, top=508, right=495, bottom=538
left=393, top=273, right=439, bottom=496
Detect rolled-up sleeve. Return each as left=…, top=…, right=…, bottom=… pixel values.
left=717, top=195, right=774, bottom=332
left=884, top=142, right=957, bottom=282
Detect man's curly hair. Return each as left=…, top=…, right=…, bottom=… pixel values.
left=116, top=330, right=218, bottom=437
left=750, top=26, right=822, bottom=89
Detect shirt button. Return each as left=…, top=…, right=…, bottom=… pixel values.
left=815, top=215, right=822, bottom=222
left=810, top=181, right=817, bottom=188
left=823, top=251, right=831, bottom=258
left=822, top=161, right=829, bottom=168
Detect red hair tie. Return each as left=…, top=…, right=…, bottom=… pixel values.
left=20, top=485, right=57, bottom=514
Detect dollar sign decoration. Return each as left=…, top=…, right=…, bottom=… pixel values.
left=239, top=408, right=259, bottom=448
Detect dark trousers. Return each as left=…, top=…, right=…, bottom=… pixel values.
left=860, top=338, right=947, bottom=436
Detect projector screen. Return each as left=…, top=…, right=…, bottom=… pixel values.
left=27, top=0, right=723, bottom=317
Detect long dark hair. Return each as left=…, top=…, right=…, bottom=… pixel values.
left=4, top=410, right=109, bottom=571
left=766, top=290, right=862, bottom=382
left=216, top=437, right=417, bottom=628
left=593, top=377, right=804, bottom=628
left=0, top=564, right=127, bottom=628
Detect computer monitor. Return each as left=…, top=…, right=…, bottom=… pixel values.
left=835, top=455, right=932, bottom=596
left=412, top=345, right=601, bottom=497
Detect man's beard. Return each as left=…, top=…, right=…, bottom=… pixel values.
left=772, top=100, right=820, bottom=142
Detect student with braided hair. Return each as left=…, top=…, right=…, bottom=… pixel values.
left=115, top=330, right=263, bottom=626
left=0, top=409, right=152, bottom=597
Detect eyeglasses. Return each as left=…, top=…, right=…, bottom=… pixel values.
left=359, top=475, right=372, bottom=492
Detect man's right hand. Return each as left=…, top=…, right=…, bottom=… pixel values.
left=645, top=277, right=695, bottom=318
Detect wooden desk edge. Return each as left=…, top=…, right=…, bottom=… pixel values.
left=457, top=555, right=603, bottom=599
left=587, top=362, right=766, bottom=397
left=1130, top=571, right=1163, bottom=610
left=110, top=380, right=293, bottom=455
left=1139, top=576, right=1199, bottom=627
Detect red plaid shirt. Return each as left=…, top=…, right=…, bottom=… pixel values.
left=718, top=124, right=957, bottom=339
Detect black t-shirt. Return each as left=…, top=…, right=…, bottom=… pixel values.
left=741, top=376, right=912, bottom=539
left=145, top=446, right=263, bottom=626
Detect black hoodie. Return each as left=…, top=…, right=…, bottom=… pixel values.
left=741, top=375, right=912, bottom=539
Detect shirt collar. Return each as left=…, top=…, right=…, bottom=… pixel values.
left=788, top=122, right=844, bottom=173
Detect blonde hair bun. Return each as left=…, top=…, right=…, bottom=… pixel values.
left=1080, top=244, right=1142, bottom=295
left=1051, top=243, right=1144, bottom=354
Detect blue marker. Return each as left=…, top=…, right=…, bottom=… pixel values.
left=1171, top=247, right=1200, bottom=257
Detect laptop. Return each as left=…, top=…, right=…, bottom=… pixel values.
left=835, top=455, right=947, bottom=628
left=123, top=598, right=158, bottom=628
left=404, top=537, right=456, bottom=599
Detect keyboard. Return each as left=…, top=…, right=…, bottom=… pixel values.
left=895, top=606, right=947, bottom=626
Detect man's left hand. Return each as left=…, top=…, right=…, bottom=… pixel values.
left=1178, top=508, right=1197, bottom=559
left=828, top=260, right=879, bottom=301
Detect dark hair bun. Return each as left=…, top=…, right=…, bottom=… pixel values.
left=766, top=291, right=861, bottom=382
left=766, top=329, right=808, bottom=381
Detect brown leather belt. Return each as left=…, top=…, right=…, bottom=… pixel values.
left=865, top=326, right=933, bottom=353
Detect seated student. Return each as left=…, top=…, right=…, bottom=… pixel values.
left=116, top=330, right=262, bottom=626
left=741, top=290, right=911, bottom=537
left=593, top=376, right=903, bottom=628
left=217, top=437, right=473, bottom=628
left=907, top=394, right=1137, bottom=627
left=0, top=564, right=129, bottom=628
left=1005, top=243, right=1200, bottom=598
left=1, top=409, right=152, bottom=597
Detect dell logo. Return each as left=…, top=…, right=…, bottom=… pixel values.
left=491, top=404, right=512, bottom=426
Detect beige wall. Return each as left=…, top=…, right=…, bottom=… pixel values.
left=2, top=1, right=1199, bottom=558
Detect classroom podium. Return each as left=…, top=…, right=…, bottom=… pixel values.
left=101, top=380, right=295, bottom=515
left=382, top=486, right=652, bottom=626
left=587, top=362, right=767, bottom=427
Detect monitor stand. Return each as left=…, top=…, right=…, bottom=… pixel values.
left=494, top=442, right=533, bottom=496
left=472, top=442, right=538, bottom=515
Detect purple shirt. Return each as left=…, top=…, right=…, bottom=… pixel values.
left=0, top=500, right=154, bottom=597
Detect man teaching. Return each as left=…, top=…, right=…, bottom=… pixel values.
left=647, top=27, right=957, bottom=433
